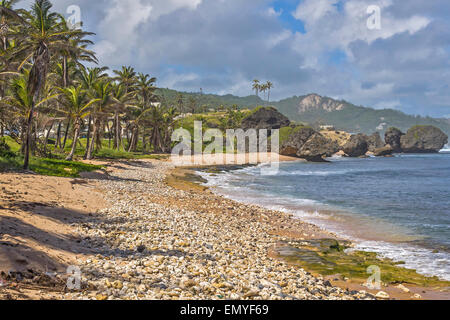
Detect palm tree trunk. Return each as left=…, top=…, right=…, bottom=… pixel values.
left=62, top=118, right=71, bottom=150
left=66, top=121, right=80, bottom=161
left=84, top=115, right=92, bottom=159
left=114, top=111, right=121, bottom=151
left=55, top=121, right=62, bottom=150
left=86, top=118, right=98, bottom=159
left=23, top=105, right=35, bottom=170
left=43, top=122, right=52, bottom=153
left=106, top=120, right=112, bottom=149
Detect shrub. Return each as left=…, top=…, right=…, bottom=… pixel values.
left=0, top=138, right=15, bottom=158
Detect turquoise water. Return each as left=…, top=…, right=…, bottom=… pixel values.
left=198, top=151, right=450, bottom=280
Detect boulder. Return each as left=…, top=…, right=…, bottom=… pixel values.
left=400, top=125, right=448, bottom=153
left=241, top=107, right=290, bottom=131
left=297, top=133, right=340, bottom=162
left=366, top=132, right=384, bottom=152
left=385, top=127, right=404, bottom=152
left=373, top=144, right=394, bottom=157
left=342, top=134, right=368, bottom=157
left=280, top=127, right=316, bottom=156
left=280, top=127, right=338, bottom=162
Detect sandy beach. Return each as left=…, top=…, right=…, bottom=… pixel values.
left=1, top=158, right=448, bottom=300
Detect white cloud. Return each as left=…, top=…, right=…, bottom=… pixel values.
left=291, top=0, right=430, bottom=69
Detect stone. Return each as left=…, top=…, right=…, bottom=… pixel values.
left=241, top=107, right=290, bottom=131
left=400, top=125, right=448, bottom=153
left=281, top=127, right=338, bottom=162
left=396, top=284, right=410, bottom=293
left=95, top=294, right=108, bottom=301
left=342, top=134, right=368, bottom=157
left=375, top=291, right=390, bottom=300
left=373, top=144, right=394, bottom=157
left=366, top=132, right=384, bottom=152
left=385, top=127, right=404, bottom=152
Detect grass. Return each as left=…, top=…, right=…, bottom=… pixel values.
left=0, top=154, right=103, bottom=177
left=0, top=136, right=166, bottom=177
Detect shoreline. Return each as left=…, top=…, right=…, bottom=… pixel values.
left=175, top=160, right=450, bottom=299
left=1, top=157, right=448, bottom=300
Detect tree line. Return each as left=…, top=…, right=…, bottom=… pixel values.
left=0, top=0, right=179, bottom=169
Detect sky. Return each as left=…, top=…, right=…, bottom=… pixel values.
left=18, top=0, right=450, bottom=118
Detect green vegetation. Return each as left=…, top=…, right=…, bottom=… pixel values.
left=275, top=96, right=450, bottom=136
left=278, top=239, right=450, bottom=287
left=0, top=0, right=179, bottom=172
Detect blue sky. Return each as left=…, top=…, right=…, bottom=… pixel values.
left=18, top=0, right=450, bottom=118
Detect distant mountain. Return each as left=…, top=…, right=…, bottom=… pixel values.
left=156, top=88, right=450, bottom=136
left=274, top=94, right=450, bottom=136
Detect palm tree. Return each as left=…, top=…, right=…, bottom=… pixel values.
left=111, top=82, right=133, bottom=151
left=260, top=84, right=268, bottom=105
left=113, top=66, right=136, bottom=94
left=57, top=85, right=99, bottom=160
left=0, top=0, right=21, bottom=51
left=252, top=79, right=260, bottom=97
left=4, top=70, right=57, bottom=153
left=78, top=66, right=108, bottom=157
left=85, top=79, right=112, bottom=159
left=12, top=0, right=81, bottom=169
left=266, top=81, right=273, bottom=105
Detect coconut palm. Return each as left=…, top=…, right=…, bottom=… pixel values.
left=113, top=66, right=136, bottom=94
left=266, top=81, right=273, bottom=104
left=57, top=85, right=99, bottom=160
left=0, top=0, right=21, bottom=51
left=4, top=69, right=57, bottom=152
left=78, top=66, right=108, bottom=156
left=111, top=82, right=134, bottom=151
left=260, top=83, right=268, bottom=105
left=10, top=0, right=83, bottom=168
left=252, top=79, right=260, bottom=97
left=85, top=79, right=112, bottom=159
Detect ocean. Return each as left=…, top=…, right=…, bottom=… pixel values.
left=197, top=149, right=450, bottom=281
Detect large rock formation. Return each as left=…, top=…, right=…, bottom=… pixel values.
left=281, top=127, right=338, bottom=162
left=385, top=128, right=404, bottom=152
left=342, top=134, right=368, bottom=157
left=400, top=125, right=448, bottom=153
left=373, top=145, right=394, bottom=157
left=366, top=132, right=384, bottom=152
left=241, top=107, right=290, bottom=131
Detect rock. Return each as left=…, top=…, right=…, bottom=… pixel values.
left=385, top=127, right=404, bottom=152
left=342, top=134, right=368, bottom=157
left=373, top=144, right=394, bottom=157
left=396, top=284, right=410, bottom=293
left=375, top=291, right=390, bottom=300
left=297, top=133, right=340, bottom=162
left=400, top=125, right=448, bottom=153
left=112, top=280, right=123, bottom=289
left=281, top=127, right=316, bottom=156
left=243, top=290, right=260, bottom=299
left=281, top=127, right=338, bottom=162
left=96, top=294, right=108, bottom=300
left=241, top=107, right=290, bottom=131
left=366, top=133, right=384, bottom=152
left=411, top=293, right=422, bottom=299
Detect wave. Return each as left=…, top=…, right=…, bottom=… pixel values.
left=197, top=165, right=450, bottom=282
left=353, top=241, right=450, bottom=281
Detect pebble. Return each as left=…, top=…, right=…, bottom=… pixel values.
left=375, top=291, right=390, bottom=300
left=63, top=160, right=373, bottom=301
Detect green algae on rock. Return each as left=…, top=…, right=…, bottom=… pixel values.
left=276, top=239, right=450, bottom=288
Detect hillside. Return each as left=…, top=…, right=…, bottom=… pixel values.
left=155, top=89, right=450, bottom=136
left=274, top=94, right=450, bottom=135
left=156, top=88, right=264, bottom=110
